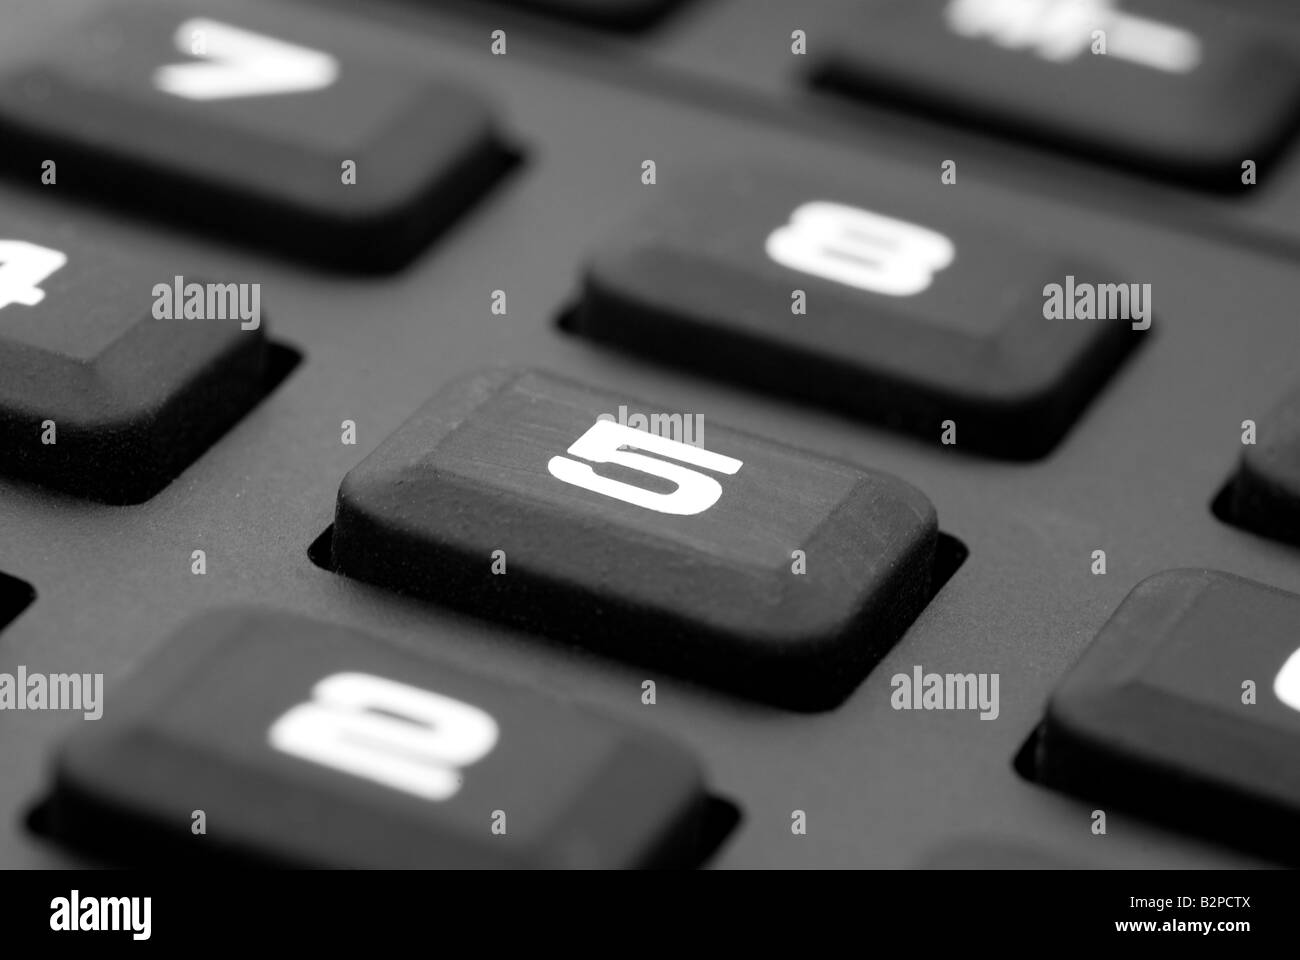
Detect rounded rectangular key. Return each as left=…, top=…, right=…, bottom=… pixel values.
left=815, top=0, right=1300, bottom=188
left=0, top=1, right=509, bottom=271
left=48, top=609, right=707, bottom=869
left=1037, top=569, right=1300, bottom=859
left=572, top=167, right=1144, bottom=459
left=332, top=368, right=939, bottom=709
left=1227, top=384, right=1300, bottom=545
left=0, top=222, right=270, bottom=503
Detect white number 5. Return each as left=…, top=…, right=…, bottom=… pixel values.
left=548, top=419, right=743, bottom=516
left=0, top=240, right=66, bottom=311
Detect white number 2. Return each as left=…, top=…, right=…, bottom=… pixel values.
left=765, top=201, right=955, bottom=297
left=0, top=240, right=67, bottom=312
left=548, top=420, right=743, bottom=516
left=269, top=672, right=499, bottom=801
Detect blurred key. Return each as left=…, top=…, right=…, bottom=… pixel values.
left=0, top=1, right=509, bottom=270
left=1037, top=569, right=1300, bottom=858
left=473, top=0, right=686, bottom=29
left=331, top=368, right=939, bottom=709
left=48, top=609, right=708, bottom=868
left=815, top=0, right=1300, bottom=188
left=572, top=167, right=1143, bottom=459
left=0, top=222, right=270, bottom=503
left=1227, top=384, right=1300, bottom=545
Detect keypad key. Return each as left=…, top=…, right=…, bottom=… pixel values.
left=0, top=1, right=509, bottom=271
left=1226, top=384, right=1300, bottom=545
left=48, top=608, right=708, bottom=868
left=0, top=223, right=270, bottom=503
left=332, top=368, right=939, bottom=710
left=814, top=0, right=1300, bottom=188
left=1036, top=569, right=1300, bottom=858
left=572, top=167, right=1143, bottom=459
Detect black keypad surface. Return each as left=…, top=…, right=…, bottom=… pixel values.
left=1224, top=384, right=1300, bottom=546
left=1035, top=569, right=1300, bottom=860
left=0, top=1, right=510, bottom=270
left=331, top=368, right=939, bottom=709
left=4, top=0, right=1300, bottom=874
left=0, top=219, right=273, bottom=502
left=815, top=0, right=1300, bottom=188
left=573, top=167, right=1144, bottom=458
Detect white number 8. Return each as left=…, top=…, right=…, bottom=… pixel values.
left=269, top=672, right=499, bottom=801
left=765, top=201, right=955, bottom=297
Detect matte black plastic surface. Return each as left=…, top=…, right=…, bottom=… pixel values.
left=466, top=0, right=687, bottom=30
left=815, top=0, right=1300, bottom=188
left=4, top=0, right=1300, bottom=870
left=1228, top=384, right=1300, bottom=546
left=575, top=166, right=1143, bottom=458
left=47, top=608, right=708, bottom=868
left=0, top=0, right=511, bottom=270
left=0, top=218, right=272, bottom=503
left=1037, top=569, right=1300, bottom=862
left=332, top=367, right=938, bottom=709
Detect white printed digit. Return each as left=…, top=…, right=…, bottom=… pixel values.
left=547, top=419, right=742, bottom=516
left=1275, top=648, right=1300, bottom=714
left=765, top=201, right=955, bottom=297
left=0, top=240, right=67, bottom=311
left=269, top=672, right=499, bottom=801
left=944, top=0, right=1201, bottom=74
left=153, top=19, right=339, bottom=102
